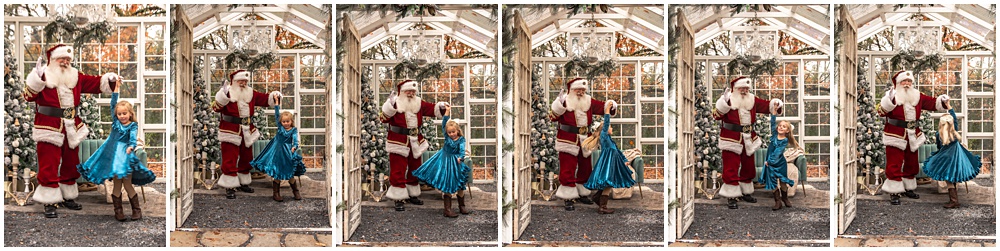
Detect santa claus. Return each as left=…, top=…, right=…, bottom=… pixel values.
left=24, top=44, right=119, bottom=218
left=380, top=80, right=448, bottom=211
left=878, top=70, right=950, bottom=205
left=212, top=69, right=282, bottom=199
left=549, top=78, right=617, bottom=211
left=713, top=76, right=783, bottom=209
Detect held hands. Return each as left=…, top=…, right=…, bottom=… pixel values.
left=604, top=102, right=612, bottom=114
left=126, top=147, right=133, bottom=155
left=444, top=104, right=452, bottom=116
left=290, top=147, right=296, bottom=153
left=274, top=95, right=281, bottom=106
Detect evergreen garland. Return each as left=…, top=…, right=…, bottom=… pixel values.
left=4, top=45, right=38, bottom=171
left=42, top=16, right=115, bottom=48
left=360, top=67, right=389, bottom=175
left=889, top=51, right=944, bottom=75
left=192, top=57, right=221, bottom=166
left=563, top=56, right=617, bottom=81
left=392, top=59, right=445, bottom=82
left=856, top=64, right=886, bottom=173
left=726, top=55, right=781, bottom=79
left=78, top=94, right=104, bottom=139
left=224, top=48, right=278, bottom=73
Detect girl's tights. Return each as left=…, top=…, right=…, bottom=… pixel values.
left=602, top=188, right=613, bottom=195
left=112, top=175, right=137, bottom=197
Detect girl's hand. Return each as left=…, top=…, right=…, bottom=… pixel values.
left=290, top=147, right=297, bottom=153
left=944, top=101, right=951, bottom=109
left=605, top=102, right=612, bottom=114
left=444, top=104, right=452, bottom=116
left=274, top=95, right=281, bottom=106
left=126, top=147, right=133, bottom=155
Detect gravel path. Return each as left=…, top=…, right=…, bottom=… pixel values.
left=347, top=205, right=497, bottom=242
left=845, top=199, right=995, bottom=236
left=646, top=183, right=664, bottom=192
left=180, top=193, right=329, bottom=228
left=682, top=202, right=830, bottom=240
left=4, top=211, right=165, bottom=247
left=519, top=204, right=663, bottom=242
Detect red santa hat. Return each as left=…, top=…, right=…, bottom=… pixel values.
left=397, top=80, right=418, bottom=93
left=892, top=70, right=914, bottom=87
left=730, top=77, right=751, bottom=90
left=46, top=44, right=73, bottom=63
left=230, top=70, right=250, bottom=83
left=566, top=78, right=588, bottom=91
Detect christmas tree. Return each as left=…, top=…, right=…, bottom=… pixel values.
left=856, top=64, right=885, bottom=171
left=755, top=114, right=771, bottom=147
left=192, top=57, right=220, bottom=166
left=360, top=68, right=389, bottom=175
left=252, top=106, right=271, bottom=140
left=421, top=117, right=440, bottom=152
left=530, top=73, right=557, bottom=173
left=4, top=45, right=38, bottom=171
left=693, top=78, right=721, bottom=174
left=78, top=94, right=104, bottom=139
left=918, top=110, right=937, bottom=146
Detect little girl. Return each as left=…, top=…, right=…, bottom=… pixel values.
left=414, top=104, right=472, bottom=217
left=250, top=98, right=307, bottom=202
left=582, top=103, right=636, bottom=214
left=77, top=85, right=156, bottom=221
left=923, top=104, right=981, bottom=208
left=758, top=115, right=797, bottom=211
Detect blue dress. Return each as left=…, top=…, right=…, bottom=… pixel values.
left=77, top=93, right=156, bottom=186
left=583, top=114, right=636, bottom=190
left=758, top=115, right=795, bottom=191
left=250, top=106, right=307, bottom=180
left=413, top=116, right=471, bottom=194
left=923, top=109, right=981, bottom=183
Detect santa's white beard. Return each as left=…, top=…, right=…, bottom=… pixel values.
left=397, top=95, right=422, bottom=113
left=44, top=64, right=79, bottom=89
left=230, top=85, right=255, bottom=104
left=730, top=92, right=755, bottom=111
left=565, top=93, right=592, bottom=112
left=895, top=87, right=920, bottom=107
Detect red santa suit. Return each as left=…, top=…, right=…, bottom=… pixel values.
left=25, top=44, right=119, bottom=204
left=211, top=70, right=281, bottom=188
left=380, top=80, right=447, bottom=201
left=878, top=70, right=949, bottom=194
left=549, top=78, right=617, bottom=200
left=712, top=77, right=783, bottom=199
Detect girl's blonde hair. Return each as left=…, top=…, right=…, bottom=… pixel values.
left=582, top=122, right=603, bottom=152
left=446, top=120, right=463, bottom=137
left=279, top=111, right=295, bottom=127
left=778, top=120, right=802, bottom=152
left=939, top=115, right=961, bottom=145
left=115, top=101, right=136, bottom=123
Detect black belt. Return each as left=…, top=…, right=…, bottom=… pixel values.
left=722, top=122, right=753, bottom=134
left=886, top=118, right=918, bottom=129
left=558, top=123, right=591, bottom=135
left=221, top=114, right=252, bottom=125
left=389, top=125, right=421, bottom=136
left=37, top=105, right=78, bottom=119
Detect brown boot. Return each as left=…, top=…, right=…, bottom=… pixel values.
left=780, top=184, right=793, bottom=208
left=272, top=180, right=284, bottom=202
left=443, top=195, right=458, bottom=218
left=128, top=194, right=142, bottom=221
left=457, top=195, right=469, bottom=214
left=944, top=187, right=960, bottom=208
left=112, top=195, right=127, bottom=221
left=771, top=190, right=783, bottom=211
left=597, top=194, right=615, bottom=214
left=289, top=179, right=303, bottom=200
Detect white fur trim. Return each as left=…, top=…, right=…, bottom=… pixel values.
left=59, top=183, right=79, bottom=200
left=883, top=179, right=905, bottom=194
left=433, top=102, right=447, bottom=118
left=551, top=99, right=567, bottom=116
left=555, top=140, right=581, bottom=156
left=57, top=85, right=75, bottom=108
left=63, top=119, right=88, bottom=149
left=739, top=182, right=754, bottom=194
left=386, top=142, right=411, bottom=157
left=382, top=100, right=397, bottom=117
left=569, top=79, right=588, bottom=90
left=399, top=81, right=418, bottom=92
left=555, top=185, right=580, bottom=199
left=241, top=125, right=261, bottom=146
left=218, top=174, right=240, bottom=188
left=99, top=73, right=117, bottom=94
left=769, top=99, right=783, bottom=115
left=895, top=71, right=914, bottom=85
left=880, top=92, right=897, bottom=113
left=733, top=78, right=751, bottom=89
left=215, top=88, right=230, bottom=106
left=386, top=186, right=409, bottom=200
left=25, top=68, right=46, bottom=92
left=32, top=185, right=64, bottom=204
left=32, top=128, right=66, bottom=147
left=218, top=131, right=243, bottom=145
left=738, top=109, right=752, bottom=125
left=906, top=129, right=925, bottom=152
left=406, top=184, right=421, bottom=197
left=883, top=133, right=908, bottom=150
left=903, top=105, right=916, bottom=121
left=576, top=185, right=592, bottom=196
left=574, top=110, right=588, bottom=127
left=607, top=100, right=618, bottom=111
left=715, top=96, right=732, bottom=114
left=232, top=71, right=250, bottom=83
left=718, top=138, right=744, bottom=154
left=268, top=91, right=282, bottom=107
left=237, top=102, right=251, bottom=118
left=410, top=137, right=430, bottom=157
left=935, top=95, right=949, bottom=112
left=237, top=172, right=251, bottom=185
left=902, top=178, right=917, bottom=190
left=49, top=45, right=73, bottom=61
left=743, top=134, right=762, bottom=154
left=404, top=112, right=419, bottom=128
left=719, top=183, right=742, bottom=198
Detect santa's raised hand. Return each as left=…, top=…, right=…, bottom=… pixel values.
left=34, top=57, right=46, bottom=78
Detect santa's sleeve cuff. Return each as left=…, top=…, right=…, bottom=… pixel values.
left=607, top=100, right=618, bottom=115
left=715, top=96, right=731, bottom=114
left=550, top=99, right=567, bottom=116
left=25, top=69, right=46, bottom=92
left=382, top=100, right=397, bottom=117
left=880, top=93, right=896, bottom=113
left=770, top=99, right=783, bottom=114
left=936, top=94, right=950, bottom=111
left=434, top=102, right=448, bottom=118
left=100, top=73, right=118, bottom=94
left=268, top=91, right=282, bottom=107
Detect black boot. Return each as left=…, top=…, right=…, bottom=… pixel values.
left=741, top=194, right=757, bottom=203
left=44, top=204, right=58, bottom=218
left=226, top=188, right=236, bottom=199
left=60, top=199, right=83, bottom=210
left=903, top=190, right=920, bottom=199
left=564, top=199, right=575, bottom=211
left=890, top=194, right=901, bottom=205
left=577, top=194, right=595, bottom=205
left=237, top=184, right=254, bottom=193
left=394, top=200, right=405, bottom=211
left=727, top=198, right=738, bottom=209
left=406, top=197, right=424, bottom=205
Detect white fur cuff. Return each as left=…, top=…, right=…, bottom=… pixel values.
left=555, top=140, right=580, bottom=156
left=880, top=93, right=897, bottom=113
left=715, top=96, right=732, bottom=114
left=718, top=138, right=744, bottom=154
left=406, top=184, right=421, bottom=197
left=769, top=99, right=783, bottom=115
left=386, top=186, right=409, bottom=200
left=215, top=88, right=230, bottom=106
left=434, top=102, right=447, bottom=118
left=386, top=142, right=411, bottom=157
left=268, top=91, right=282, bottom=107
left=32, top=185, right=64, bottom=204
left=25, top=69, right=47, bottom=92
left=576, top=185, right=592, bottom=197
left=903, top=178, right=917, bottom=190
left=719, top=183, right=741, bottom=198
left=382, top=100, right=397, bottom=117
left=237, top=172, right=251, bottom=185
left=883, top=179, right=905, bottom=194
left=60, top=183, right=79, bottom=200
left=100, top=72, right=118, bottom=94
left=218, top=174, right=239, bottom=188
left=607, top=100, right=618, bottom=112
left=65, top=120, right=89, bottom=149
left=32, top=128, right=66, bottom=147
left=883, top=134, right=907, bottom=150
left=218, top=131, right=243, bottom=146
left=410, top=137, right=430, bottom=157
left=739, top=182, right=754, bottom=194
left=555, top=185, right=580, bottom=199
left=936, top=95, right=950, bottom=112
left=743, top=134, right=762, bottom=154
left=550, top=99, right=567, bottom=116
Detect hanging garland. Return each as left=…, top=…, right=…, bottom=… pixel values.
left=42, top=16, right=115, bottom=48
left=392, top=59, right=445, bottom=82
left=563, top=57, right=618, bottom=81
left=889, top=50, right=944, bottom=75
left=726, top=55, right=781, bottom=79
left=224, top=48, right=277, bottom=72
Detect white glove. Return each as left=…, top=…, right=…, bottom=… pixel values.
left=34, top=57, right=46, bottom=78
left=723, top=88, right=732, bottom=102
left=389, top=90, right=398, bottom=105
left=886, top=89, right=896, bottom=104
left=558, top=89, right=567, bottom=104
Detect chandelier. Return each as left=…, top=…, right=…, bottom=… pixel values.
left=894, top=8, right=941, bottom=59
left=229, top=6, right=276, bottom=55
left=731, top=14, right=778, bottom=63
left=569, top=14, right=616, bottom=64
left=49, top=4, right=115, bottom=27
left=397, top=17, right=443, bottom=66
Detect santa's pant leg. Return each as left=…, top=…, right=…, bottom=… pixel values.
left=883, top=144, right=905, bottom=194
left=32, top=141, right=65, bottom=204
left=738, top=151, right=756, bottom=195
left=385, top=153, right=410, bottom=201
left=718, top=149, right=742, bottom=198
left=58, top=140, right=81, bottom=200
left=405, top=154, right=422, bottom=198
left=237, top=142, right=253, bottom=185
left=575, top=151, right=594, bottom=197
left=218, top=142, right=241, bottom=188
left=902, top=148, right=920, bottom=191
left=555, top=151, right=580, bottom=200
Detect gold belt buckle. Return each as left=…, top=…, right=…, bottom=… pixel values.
left=742, top=125, right=752, bottom=134
left=907, top=121, right=917, bottom=129
left=62, top=108, right=76, bottom=119
left=409, top=128, right=420, bottom=136
left=241, top=117, right=252, bottom=125
left=578, top=126, right=589, bottom=135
